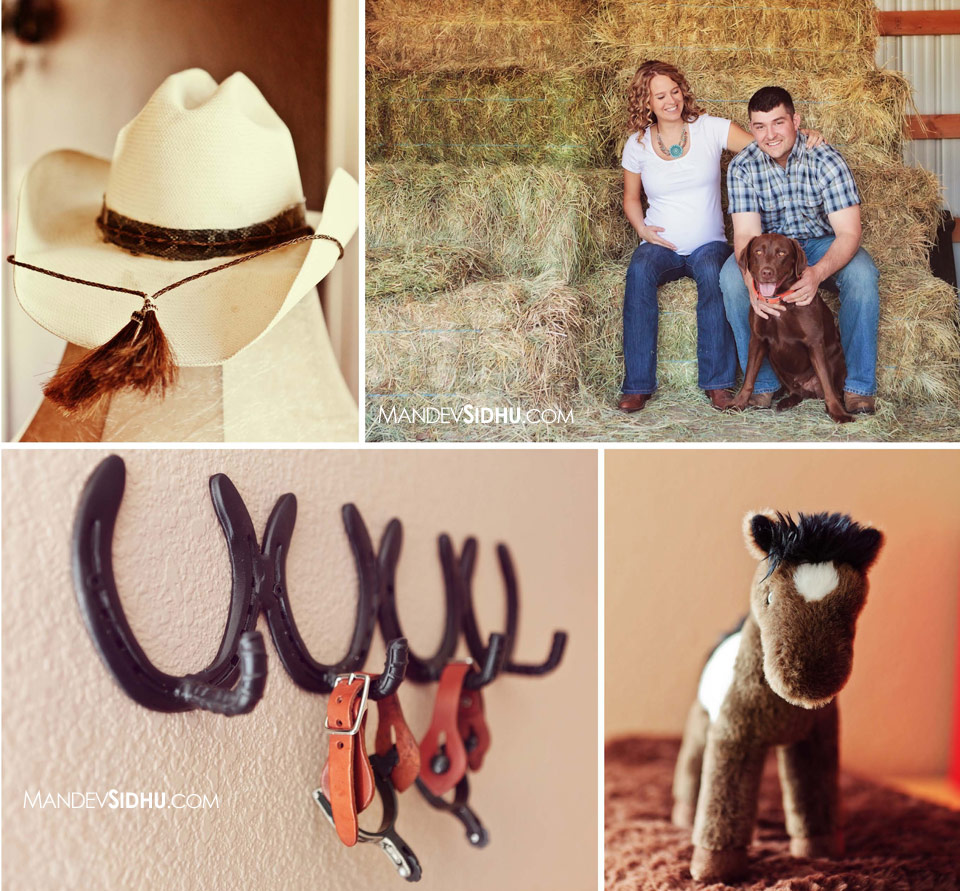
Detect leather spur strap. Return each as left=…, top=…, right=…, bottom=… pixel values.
left=323, top=675, right=376, bottom=846
left=418, top=662, right=472, bottom=796
left=374, top=692, right=421, bottom=792
left=457, top=688, right=491, bottom=771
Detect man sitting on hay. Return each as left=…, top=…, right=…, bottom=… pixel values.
left=720, top=86, right=880, bottom=416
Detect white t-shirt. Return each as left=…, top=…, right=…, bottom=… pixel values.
left=621, top=114, right=732, bottom=256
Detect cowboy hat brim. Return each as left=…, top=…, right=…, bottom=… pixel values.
left=11, top=150, right=357, bottom=366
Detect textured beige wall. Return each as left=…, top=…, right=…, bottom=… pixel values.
left=605, top=448, right=960, bottom=777
left=2, top=449, right=597, bottom=890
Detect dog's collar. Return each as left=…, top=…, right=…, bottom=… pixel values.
left=750, top=280, right=797, bottom=305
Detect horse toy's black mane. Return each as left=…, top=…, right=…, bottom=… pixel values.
left=753, top=511, right=883, bottom=575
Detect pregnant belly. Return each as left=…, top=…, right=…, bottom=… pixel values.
left=643, top=219, right=702, bottom=256
left=643, top=209, right=720, bottom=256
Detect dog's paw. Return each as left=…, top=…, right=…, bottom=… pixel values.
left=775, top=394, right=803, bottom=412
left=829, top=410, right=855, bottom=424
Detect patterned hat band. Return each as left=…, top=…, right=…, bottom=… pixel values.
left=96, top=201, right=315, bottom=260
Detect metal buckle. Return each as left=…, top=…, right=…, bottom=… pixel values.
left=324, top=672, right=371, bottom=736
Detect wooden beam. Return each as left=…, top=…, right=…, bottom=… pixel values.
left=906, top=114, right=960, bottom=140
left=953, top=222, right=960, bottom=244
left=877, top=10, right=960, bottom=36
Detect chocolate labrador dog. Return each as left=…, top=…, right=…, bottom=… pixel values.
left=728, top=234, right=852, bottom=423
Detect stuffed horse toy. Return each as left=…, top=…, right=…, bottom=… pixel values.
left=671, top=510, right=884, bottom=883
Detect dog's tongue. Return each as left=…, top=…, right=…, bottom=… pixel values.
left=758, top=282, right=777, bottom=297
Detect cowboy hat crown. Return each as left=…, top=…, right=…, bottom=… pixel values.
left=105, top=68, right=305, bottom=230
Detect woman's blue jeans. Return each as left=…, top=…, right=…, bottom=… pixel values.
left=622, top=240, right=738, bottom=394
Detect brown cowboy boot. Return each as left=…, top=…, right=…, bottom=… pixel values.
left=706, top=389, right=735, bottom=410
left=844, top=391, right=875, bottom=415
left=748, top=392, right=774, bottom=409
left=618, top=393, right=652, bottom=413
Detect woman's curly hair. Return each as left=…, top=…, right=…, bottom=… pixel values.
left=626, top=60, right=704, bottom=142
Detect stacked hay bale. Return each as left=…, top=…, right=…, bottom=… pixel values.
left=366, top=0, right=959, bottom=440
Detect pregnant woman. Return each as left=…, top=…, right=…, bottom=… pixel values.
left=619, top=60, right=822, bottom=413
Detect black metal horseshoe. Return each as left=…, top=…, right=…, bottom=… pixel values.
left=376, top=519, right=505, bottom=687
left=73, top=455, right=267, bottom=715
left=260, top=496, right=406, bottom=700
left=74, top=457, right=409, bottom=713
left=460, top=539, right=567, bottom=677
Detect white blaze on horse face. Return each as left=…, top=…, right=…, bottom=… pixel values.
left=698, top=631, right=741, bottom=722
left=792, top=562, right=839, bottom=602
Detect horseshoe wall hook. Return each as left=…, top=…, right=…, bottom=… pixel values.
left=73, top=455, right=267, bottom=715
left=377, top=520, right=461, bottom=683
left=460, top=539, right=568, bottom=678
left=260, top=496, right=407, bottom=700
left=376, top=520, right=504, bottom=686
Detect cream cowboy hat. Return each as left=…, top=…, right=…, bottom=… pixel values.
left=9, top=68, right=357, bottom=408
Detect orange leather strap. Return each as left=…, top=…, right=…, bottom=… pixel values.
left=374, top=692, right=421, bottom=792
left=418, top=662, right=471, bottom=796
left=323, top=675, right=376, bottom=847
left=457, top=688, right=491, bottom=771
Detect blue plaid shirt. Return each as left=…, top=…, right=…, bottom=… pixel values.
left=726, top=138, right=860, bottom=239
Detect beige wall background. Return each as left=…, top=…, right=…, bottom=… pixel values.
left=605, top=448, right=960, bottom=777
left=2, top=0, right=360, bottom=438
left=2, top=449, right=597, bottom=891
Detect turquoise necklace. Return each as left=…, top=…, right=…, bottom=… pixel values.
left=656, top=123, right=688, bottom=158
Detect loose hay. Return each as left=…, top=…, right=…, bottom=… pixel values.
left=366, top=0, right=594, bottom=72
left=594, top=0, right=879, bottom=73
left=366, top=389, right=960, bottom=443
left=366, top=279, right=584, bottom=404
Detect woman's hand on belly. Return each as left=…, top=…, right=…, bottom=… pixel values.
left=637, top=223, right=677, bottom=251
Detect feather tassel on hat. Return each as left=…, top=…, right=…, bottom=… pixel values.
left=43, top=300, right=177, bottom=415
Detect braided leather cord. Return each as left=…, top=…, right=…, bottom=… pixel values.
left=96, top=202, right=314, bottom=260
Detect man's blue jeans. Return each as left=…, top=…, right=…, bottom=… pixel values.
left=719, top=237, right=879, bottom=395
left=622, top=240, right=738, bottom=394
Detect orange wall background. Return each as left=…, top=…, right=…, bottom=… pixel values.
left=605, top=448, right=960, bottom=777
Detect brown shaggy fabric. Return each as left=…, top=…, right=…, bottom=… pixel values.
left=606, top=737, right=960, bottom=891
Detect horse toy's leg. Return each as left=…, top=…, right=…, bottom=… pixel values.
left=671, top=700, right=710, bottom=829
left=777, top=704, right=843, bottom=859
left=690, top=737, right=767, bottom=883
